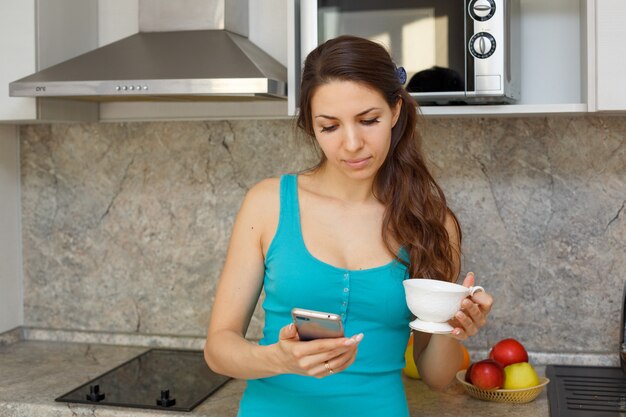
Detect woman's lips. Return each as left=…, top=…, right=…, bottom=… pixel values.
left=343, top=156, right=372, bottom=169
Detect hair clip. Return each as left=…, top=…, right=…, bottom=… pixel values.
left=396, top=66, right=407, bottom=85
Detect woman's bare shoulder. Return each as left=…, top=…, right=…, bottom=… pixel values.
left=237, top=177, right=281, bottom=224
left=237, top=177, right=282, bottom=251
left=244, top=177, right=281, bottom=205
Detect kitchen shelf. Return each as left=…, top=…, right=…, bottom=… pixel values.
left=419, top=103, right=588, bottom=117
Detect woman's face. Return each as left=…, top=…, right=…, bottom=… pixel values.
left=310, top=80, right=401, bottom=182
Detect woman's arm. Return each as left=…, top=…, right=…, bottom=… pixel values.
left=204, top=179, right=361, bottom=380
left=412, top=212, right=494, bottom=390
left=203, top=179, right=277, bottom=379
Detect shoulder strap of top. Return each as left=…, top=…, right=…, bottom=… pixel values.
left=277, top=174, right=300, bottom=239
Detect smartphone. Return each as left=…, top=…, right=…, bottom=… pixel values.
left=291, top=308, right=344, bottom=341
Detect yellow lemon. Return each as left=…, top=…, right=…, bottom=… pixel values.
left=503, top=362, right=540, bottom=389
left=403, top=334, right=420, bottom=379
left=403, top=334, right=470, bottom=379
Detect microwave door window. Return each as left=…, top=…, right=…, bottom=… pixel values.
left=317, top=0, right=466, bottom=94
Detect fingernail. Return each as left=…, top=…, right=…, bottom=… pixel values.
left=355, top=333, right=364, bottom=342
left=453, top=329, right=461, bottom=336
left=288, top=323, right=294, bottom=331
left=344, top=338, right=356, bottom=346
left=468, top=272, right=475, bottom=277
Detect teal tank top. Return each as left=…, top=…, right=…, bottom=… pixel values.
left=238, top=174, right=412, bottom=417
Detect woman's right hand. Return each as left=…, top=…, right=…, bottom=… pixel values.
left=275, top=323, right=363, bottom=378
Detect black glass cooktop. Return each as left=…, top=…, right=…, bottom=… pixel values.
left=547, top=364, right=626, bottom=417
left=55, top=348, right=231, bottom=412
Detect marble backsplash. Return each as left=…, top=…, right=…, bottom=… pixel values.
left=19, top=115, right=625, bottom=354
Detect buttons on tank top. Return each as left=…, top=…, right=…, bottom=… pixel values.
left=340, top=271, right=351, bottom=319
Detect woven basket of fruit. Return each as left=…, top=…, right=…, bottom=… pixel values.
left=456, top=370, right=549, bottom=403
left=458, top=338, right=550, bottom=403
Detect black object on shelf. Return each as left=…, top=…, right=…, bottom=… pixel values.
left=56, top=348, right=230, bottom=412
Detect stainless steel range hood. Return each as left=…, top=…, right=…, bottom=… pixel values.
left=9, top=0, right=287, bottom=101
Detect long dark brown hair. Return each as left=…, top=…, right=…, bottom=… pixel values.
left=297, top=35, right=461, bottom=282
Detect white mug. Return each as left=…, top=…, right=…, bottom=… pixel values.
left=403, top=278, right=485, bottom=323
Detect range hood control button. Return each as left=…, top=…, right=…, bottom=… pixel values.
left=156, top=389, right=176, bottom=407
left=86, top=384, right=105, bottom=402
left=115, top=85, right=147, bottom=92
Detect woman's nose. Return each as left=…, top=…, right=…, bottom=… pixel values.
left=343, top=126, right=364, bottom=152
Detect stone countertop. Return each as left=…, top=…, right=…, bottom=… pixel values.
left=0, top=340, right=549, bottom=417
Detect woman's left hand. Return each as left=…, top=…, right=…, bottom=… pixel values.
left=448, top=272, right=493, bottom=340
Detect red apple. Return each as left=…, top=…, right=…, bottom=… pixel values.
left=489, top=338, right=528, bottom=367
left=469, top=359, right=504, bottom=390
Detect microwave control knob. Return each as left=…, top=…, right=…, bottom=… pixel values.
left=469, top=0, right=496, bottom=21
left=469, top=32, right=496, bottom=59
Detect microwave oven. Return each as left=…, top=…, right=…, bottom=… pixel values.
left=291, top=0, right=520, bottom=108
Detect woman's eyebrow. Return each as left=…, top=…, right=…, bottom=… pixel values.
left=314, top=107, right=382, bottom=120
left=314, top=114, right=338, bottom=120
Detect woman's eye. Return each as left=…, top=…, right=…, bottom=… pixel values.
left=320, top=125, right=337, bottom=133
left=362, top=118, right=380, bottom=125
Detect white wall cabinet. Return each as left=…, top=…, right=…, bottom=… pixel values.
left=0, top=2, right=36, bottom=121
left=590, top=0, right=626, bottom=112
left=0, top=0, right=99, bottom=123
left=0, top=125, right=22, bottom=333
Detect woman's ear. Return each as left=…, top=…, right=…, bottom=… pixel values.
left=391, top=97, right=403, bottom=128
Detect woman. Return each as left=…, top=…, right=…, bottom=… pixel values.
left=204, top=35, right=493, bottom=416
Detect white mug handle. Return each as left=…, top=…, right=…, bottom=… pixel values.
left=468, top=286, right=484, bottom=296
